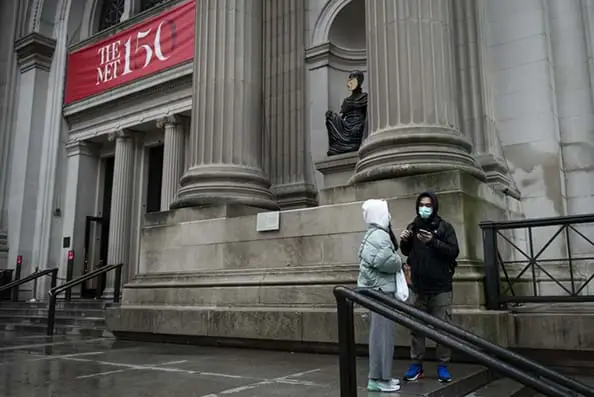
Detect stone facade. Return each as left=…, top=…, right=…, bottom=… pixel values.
left=0, top=0, right=593, bottom=351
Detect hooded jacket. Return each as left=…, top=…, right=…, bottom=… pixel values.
left=400, top=192, right=460, bottom=294
left=357, top=199, right=403, bottom=292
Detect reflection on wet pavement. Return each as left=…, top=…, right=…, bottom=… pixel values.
left=0, top=331, right=487, bottom=396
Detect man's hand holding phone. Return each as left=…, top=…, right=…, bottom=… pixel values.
left=417, top=229, right=433, bottom=243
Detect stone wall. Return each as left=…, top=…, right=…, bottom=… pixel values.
left=107, top=171, right=518, bottom=348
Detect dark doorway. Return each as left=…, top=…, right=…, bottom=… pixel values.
left=146, top=145, right=164, bottom=213
left=82, top=156, right=114, bottom=298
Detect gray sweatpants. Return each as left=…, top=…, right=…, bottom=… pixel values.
left=410, top=291, right=453, bottom=364
left=368, top=310, right=396, bottom=380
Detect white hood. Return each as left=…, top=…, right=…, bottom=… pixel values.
left=362, top=199, right=391, bottom=229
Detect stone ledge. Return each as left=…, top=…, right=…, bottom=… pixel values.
left=106, top=306, right=512, bottom=348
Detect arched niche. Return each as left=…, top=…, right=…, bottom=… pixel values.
left=305, top=0, right=366, bottom=188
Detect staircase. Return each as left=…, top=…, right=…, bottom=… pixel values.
left=0, top=299, right=111, bottom=338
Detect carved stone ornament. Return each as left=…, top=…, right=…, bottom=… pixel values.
left=325, top=70, right=368, bottom=156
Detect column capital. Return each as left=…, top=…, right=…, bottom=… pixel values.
left=65, top=140, right=99, bottom=157
left=156, top=115, right=183, bottom=129
left=14, top=32, right=56, bottom=73
left=107, top=129, right=135, bottom=142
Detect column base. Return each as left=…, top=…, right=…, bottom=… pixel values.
left=172, top=164, right=278, bottom=210
left=271, top=182, right=318, bottom=209
left=351, top=126, right=486, bottom=184
left=102, top=287, right=115, bottom=300
left=477, top=153, right=521, bottom=200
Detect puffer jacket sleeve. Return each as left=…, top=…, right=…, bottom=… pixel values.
left=363, top=229, right=402, bottom=274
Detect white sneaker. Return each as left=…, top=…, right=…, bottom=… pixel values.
left=389, top=378, right=400, bottom=386
left=367, top=379, right=401, bottom=392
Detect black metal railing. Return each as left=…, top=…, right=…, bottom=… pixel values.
left=46, top=263, right=123, bottom=336
left=334, top=286, right=593, bottom=397
left=0, top=268, right=58, bottom=302
left=480, top=214, right=594, bottom=309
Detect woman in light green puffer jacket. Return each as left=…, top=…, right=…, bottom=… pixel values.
left=358, top=199, right=403, bottom=393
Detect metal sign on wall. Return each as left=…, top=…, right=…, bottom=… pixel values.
left=64, top=0, right=195, bottom=105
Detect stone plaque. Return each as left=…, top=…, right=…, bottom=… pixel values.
left=256, top=211, right=280, bottom=232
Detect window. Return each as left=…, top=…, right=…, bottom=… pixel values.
left=98, top=0, right=125, bottom=32
left=140, top=0, right=171, bottom=12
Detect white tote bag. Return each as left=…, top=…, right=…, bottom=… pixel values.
left=395, top=270, right=409, bottom=302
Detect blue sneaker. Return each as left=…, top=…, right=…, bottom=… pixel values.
left=437, top=365, right=452, bottom=383
left=403, top=363, right=424, bottom=381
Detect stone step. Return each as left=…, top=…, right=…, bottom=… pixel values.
left=350, top=361, right=496, bottom=397
left=0, top=307, right=105, bottom=317
left=0, top=314, right=104, bottom=327
left=0, top=322, right=111, bottom=338
left=0, top=299, right=107, bottom=310
left=464, top=378, right=535, bottom=397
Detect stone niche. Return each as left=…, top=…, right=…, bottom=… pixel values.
left=107, top=170, right=521, bottom=349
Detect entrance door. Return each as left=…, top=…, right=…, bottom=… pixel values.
left=81, top=156, right=114, bottom=298
left=146, top=145, right=164, bottom=213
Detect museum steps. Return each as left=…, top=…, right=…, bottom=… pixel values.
left=0, top=299, right=111, bottom=338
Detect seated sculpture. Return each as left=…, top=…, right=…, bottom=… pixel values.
left=325, top=70, right=368, bottom=156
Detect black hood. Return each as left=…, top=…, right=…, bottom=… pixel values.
left=415, top=191, right=439, bottom=217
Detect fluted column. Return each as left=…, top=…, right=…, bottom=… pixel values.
left=352, top=0, right=484, bottom=184
left=104, top=130, right=135, bottom=298
left=158, top=115, right=186, bottom=211
left=263, top=0, right=318, bottom=209
left=173, top=0, right=277, bottom=210
left=453, top=0, right=518, bottom=197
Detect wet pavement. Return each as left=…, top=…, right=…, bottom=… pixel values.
left=0, top=332, right=486, bottom=396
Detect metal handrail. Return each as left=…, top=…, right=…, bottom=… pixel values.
left=358, top=288, right=593, bottom=397
left=46, top=263, right=123, bottom=335
left=480, top=213, right=594, bottom=230
left=334, top=286, right=577, bottom=397
left=0, top=268, right=58, bottom=302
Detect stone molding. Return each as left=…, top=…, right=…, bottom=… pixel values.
left=156, top=114, right=182, bottom=129
left=305, top=42, right=366, bottom=71
left=65, top=140, right=100, bottom=157
left=14, top=32, right=56, bottom=73
left=107, top=129, right=136, bottom=142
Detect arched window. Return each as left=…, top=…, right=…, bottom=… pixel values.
left=98, top=0, right=125, bottom=31
left=140, top=0, right=171, bottom=12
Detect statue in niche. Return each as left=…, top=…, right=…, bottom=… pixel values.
left=325, top=70, right=368, bottom=156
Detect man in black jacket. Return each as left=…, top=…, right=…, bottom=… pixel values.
left=399, top=192, right=459, bottom=383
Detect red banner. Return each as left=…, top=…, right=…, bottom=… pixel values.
left=64, top=0, right=195, bottom=105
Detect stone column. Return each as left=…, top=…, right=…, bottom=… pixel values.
left=104, top=130, right=135, bottom=298
left=173, top=0, right=276, bottom=210
left=262, top=0, right=318, bottom=209
left=0, top=0, right=20, bottom=270
left=351, top=0, right=484, bottom=184
left=453, top=0, right=518, bottom=197
left=61, top=140, right=100, bottom=295
left=6, top=32, right=56, bottom=278
left=157, top=115, right=186, bottom=211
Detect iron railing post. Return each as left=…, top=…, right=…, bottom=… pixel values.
left=335, top=288, right=357, bottom=397
left=65, top=250, right=74, bottom=301
left=481, top=222, right=501, bottom=310
left=31, top=267, right=39, bottom=302
left=113, top=264, right=122, bottom=303
left=12, top=255, right=22, bottom=302
left=46, top=292, right=56, bottom=336
left=50, top=269, right=57, bottom=290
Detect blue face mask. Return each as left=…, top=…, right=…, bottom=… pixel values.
left=418, top=206, right=433, bottom=219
